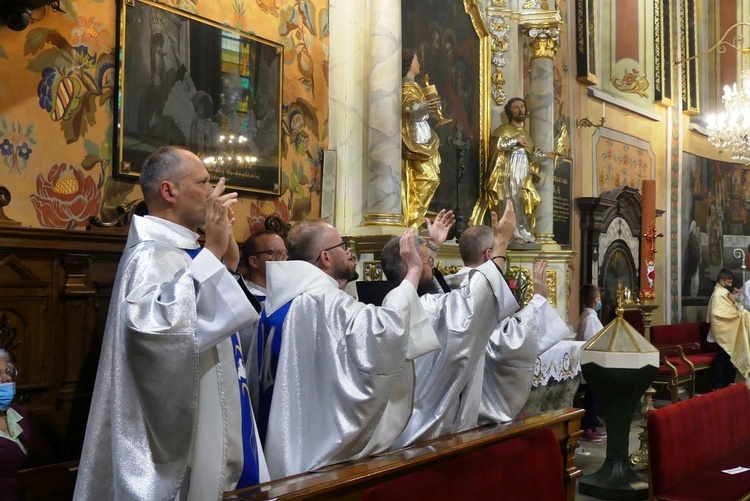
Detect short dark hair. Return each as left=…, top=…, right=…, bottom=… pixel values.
left=459, top=225, right=493, bottom=266
left=242, top=230, right=283, bottom=265
left=581, top=284, right=599, bottom=308
left=287, top=220, right=329, bottom=263
left=717, top=268, right=734, bottom=283
left=402, top=49, right=417, bottom=77
left=381, top=235, right=424, bottom=282
left=503, top=97, right=525, bottom=122
left=140, top=146, right=185, bottom=200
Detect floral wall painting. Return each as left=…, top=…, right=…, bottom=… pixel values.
left=595, top=131, right=654, bottom=195
left=116, top=0, right=284, bottom=196
left=0, top=118, right=37, bottom=175
left=27, top=23, right=116, bottom=144
left=30, top=163, right=103, bottom=229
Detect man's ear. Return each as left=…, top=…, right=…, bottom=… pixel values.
left=247, top=255, right=257, bottom=271
left=160, top=180, right=177, bottom=203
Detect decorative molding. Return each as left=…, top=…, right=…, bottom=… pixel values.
left=679, top=0, right=699, bottom=114
left=575, top=0, right=599, bottom=85
left=546, top=269, right=557, bottom=307
left=522, top=0, right=549, bottom=10
left=611, top=68, right=650, bottom=98
left=588, top=88, right=662, bottom=122
left=653, top=0, right=674, bottom=106
left=487, top=14, right=510, bottom=106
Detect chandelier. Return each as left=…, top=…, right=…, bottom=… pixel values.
left=706, top=72, right=750, bottom=164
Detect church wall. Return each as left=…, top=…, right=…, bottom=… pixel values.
left=0, top=0, right=329, bottom=241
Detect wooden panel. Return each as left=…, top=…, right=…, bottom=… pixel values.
left=0, top=226, right=126, bottom=459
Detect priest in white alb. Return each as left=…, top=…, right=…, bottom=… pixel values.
left=75, top=147, right=268, bottom=501
left=380, top=203, right=520, bottom=447
left=257, top=222, right=439, bottom=479
left=445, top=222, right=569, bottom=426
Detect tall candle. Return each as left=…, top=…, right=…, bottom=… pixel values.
left=640, top=179, right=656, bottom=301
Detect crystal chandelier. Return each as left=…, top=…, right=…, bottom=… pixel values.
left=706, top=71, right=750, bottom=164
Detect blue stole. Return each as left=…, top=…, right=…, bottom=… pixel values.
left=186, top=247, right=260, bottom=487
left=256, top=300, right=293, bottom=444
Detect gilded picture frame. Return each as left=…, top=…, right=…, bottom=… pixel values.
left=114, top=0, right=283, bottom=195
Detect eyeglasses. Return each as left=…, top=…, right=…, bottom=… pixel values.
left=0, top=364, right=17, bottom=383
left=250, top=249, right=289, bottom=258
left=316, top=241, right=348, bottom=262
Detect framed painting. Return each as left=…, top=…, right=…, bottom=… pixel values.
left=114, top=0, right=283, bottom=195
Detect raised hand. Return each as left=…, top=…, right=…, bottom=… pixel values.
left=425, top=209, right=456, bottom=248
left=400, top=229, right=424, bottom=288
left=532, top=260, right=549, bottom=299
left=222, top=208, right=240, bottom=272
left=490, top=199, right=516, bottom=257
left=204, top=178, right=239, bottom=261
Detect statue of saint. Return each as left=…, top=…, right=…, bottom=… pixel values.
left=470, top=97, right=551, bottom=243
left=401, top=49, right=442, bottom=228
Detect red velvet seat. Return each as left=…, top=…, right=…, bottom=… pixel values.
left=648, top=384, right=750, bottom=501
left=651, top=323, right=717, bottom=372
left=361, top=428, right=565, bottom=501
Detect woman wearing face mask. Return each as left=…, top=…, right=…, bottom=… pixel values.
left=577, top=284, right=606, bottom=442
left=0, top=349, right=55, bottom=500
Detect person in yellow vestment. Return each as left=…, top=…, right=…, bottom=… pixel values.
left=707, top=269, right=750, bottom=388
left=401, top=49, right=442, bottom=228
left=470, top=97, right=551, bottom=243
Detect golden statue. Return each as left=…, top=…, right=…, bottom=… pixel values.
left=401, top=49, right=443, bottom=228
left=470, top=97, right=549, bottom=243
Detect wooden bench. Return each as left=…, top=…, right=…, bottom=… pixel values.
left=648, top=384, right=750, bottom=500
left=14, top=409, right=584, bottom=500
left=225, top=407, right=584, bottom=501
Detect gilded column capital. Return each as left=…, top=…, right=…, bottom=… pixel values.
left=491, top=0, right=507, bottom=7
left=525, top=26, right=560, bottom=60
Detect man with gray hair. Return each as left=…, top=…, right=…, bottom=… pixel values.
left=448, top=223, right=569, bottom=426
left=75, top=146, right=269, bottom=501
left=380, top=203, right=519, bottom=447
left=257, top=220, right=439, bottom=478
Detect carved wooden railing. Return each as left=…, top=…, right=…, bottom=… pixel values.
left=225, top=407, right=585, bottom=501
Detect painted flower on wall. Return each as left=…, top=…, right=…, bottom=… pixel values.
left=279, top=0, right=317, bottom=91
left=71, top=17, right=111, bottom=55
left=30, top=163, right=102, bottom=229
left=245, top=199, right=290, bottom=234
left=0, top=117, right=37, bottom=174
left=26, top=26, right=115, bottom=144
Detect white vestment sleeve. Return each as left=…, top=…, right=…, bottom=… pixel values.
left=190, top=249, right=259, bottom=352
left=529, top=294, right=570, bottom=355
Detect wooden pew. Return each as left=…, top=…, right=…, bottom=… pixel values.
left=225, top=407, right=584, bottom=501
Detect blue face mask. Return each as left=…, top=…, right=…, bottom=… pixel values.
left=595, top=300, right=602, bottom=312
left=0, top=382, right=15, bottom=411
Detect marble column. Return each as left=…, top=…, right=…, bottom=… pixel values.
left=363, top=0, right=403, bottom=226
left=526, top=25, right=560, bottom=244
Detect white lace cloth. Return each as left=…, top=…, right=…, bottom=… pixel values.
left=532, top=340, right=585, bottom=387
